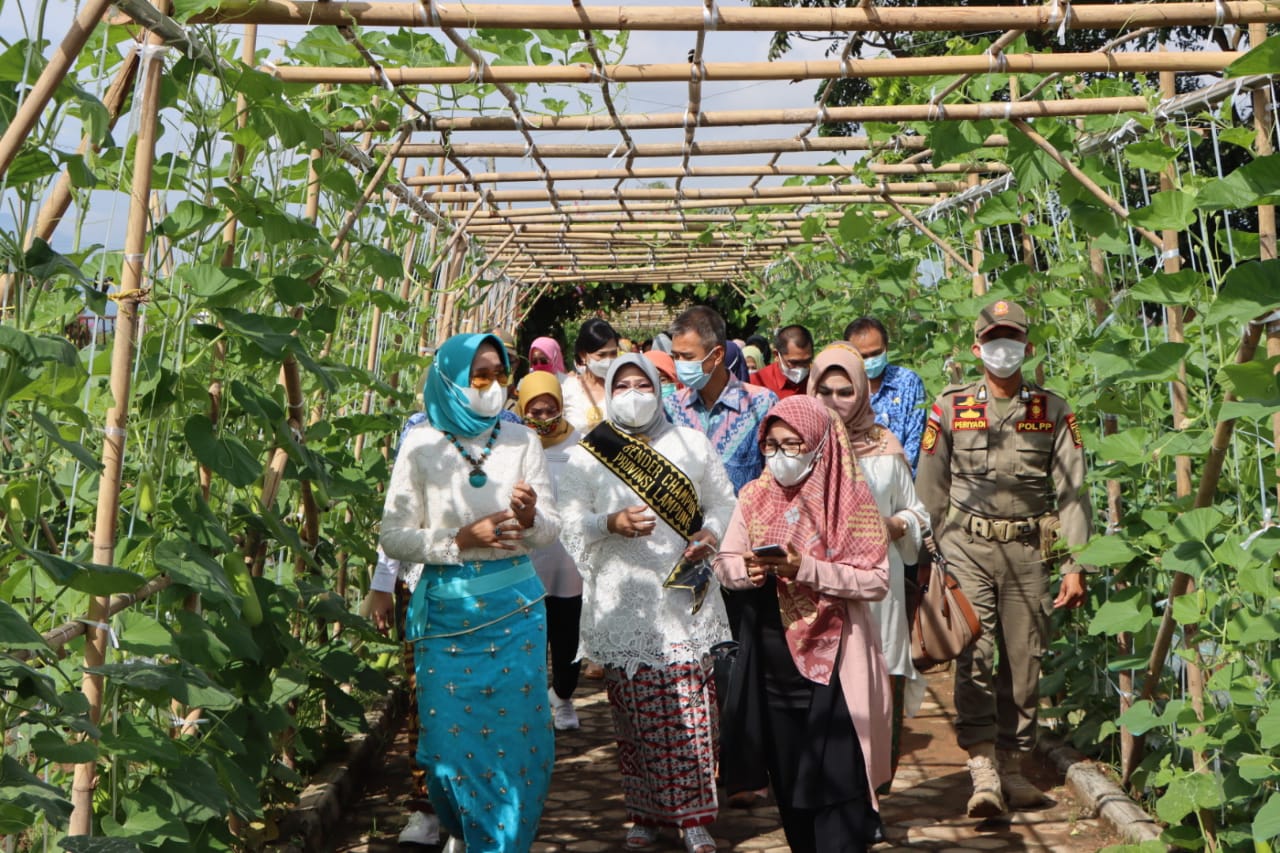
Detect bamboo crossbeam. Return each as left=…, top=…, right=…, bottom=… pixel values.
left=388, top=136, right=993, bottom=159
left=381, top=97, right=1146, bottom=134
left=406, top=163, right=1007, bottom=186
left=463, top=218, right=888, bottom=235
left=418, top=182, right=962, bottom=203
left=273, top=50, right=1241, bottom=88
left=189, top=2, right=1280, bottom=32
left=433, top=196, right=939, bottom=220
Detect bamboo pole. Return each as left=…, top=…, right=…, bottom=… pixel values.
left=1252, top=25, right=1280, bottom=507
left=881, top=194, right=977, bottom=276
left=969, top=175, right=987, bottom=295
left=190, top=1, right=1280, bottom=32
left=273, top=50, right=1241, bottom=87
left=385, top=136, right=1003, bottom=159
left=1130, top=321, right=1265, bottom=782
left=0, top=0, right=115, bottom=179
left=1089, top=245, right=1135, bottom=781
left=1009, top=118, right=1162, bottom=249
left=12, top=576, right=174, bottom=663
left=1156, top=71, right=1212, bottom=848
left=405, top=162, right=1009, bottom=186
left=371, top=96, right=1151, bottom=134
left=70, top=12, right=167, bottom=837
left=444, top=197, right=907, bottom=220
left=417, top=182, right=961, bottom=204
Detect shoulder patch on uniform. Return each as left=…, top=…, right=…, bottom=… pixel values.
left=922, top=419, right=939, bottom=454
left=1066, top=413, right=1083, bottom=448
left=928, top=403, right=943, bottom=424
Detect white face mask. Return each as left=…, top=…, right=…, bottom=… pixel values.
left=768, top=449, right=818, bottom=488
left=464, top=382, right=506, bottom=417
left=586, top=357, right=614, bottom=378
left=782, top=365, right=809, bottom=385
left=610, top=390, right=659, bottom=428
left=979, top=339, right=1027, bottom=379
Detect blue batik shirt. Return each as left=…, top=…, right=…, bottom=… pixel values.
left=870, top=363, right=928, bottom=474
left=664, top=377, right=778, bottom=495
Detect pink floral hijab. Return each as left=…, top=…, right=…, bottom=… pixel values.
left=737, top=395, right=889, bottom=684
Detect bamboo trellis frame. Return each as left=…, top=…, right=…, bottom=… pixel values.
left=4, top=0, right=1280, bottom=842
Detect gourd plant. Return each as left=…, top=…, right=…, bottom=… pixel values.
left=715, top=36, right=1280, bottom=851
left=0, top=13, right=600, bottom=851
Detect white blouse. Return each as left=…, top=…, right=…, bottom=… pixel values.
left=529, top=428, right=584, bottom=598
left=560, top=425, right=736, bottom=675
left=379, top=420, right=561, bottom=568
left=560, top=373, right=605, bottom=432
left=858, top=452, right=929, bottom=706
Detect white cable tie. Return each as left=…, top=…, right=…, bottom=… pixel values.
left=1242, top=520, right=1275, bottom=548
left=841, top=56, right=853, bottom=78
left=523, top=142, right=533, bottom=160
left=123, top=253, right=145, bottom=263
left=1161, top=248, right=1181, bottom=261
left=1251, top=308, right=1280, bottom=326
left=703, top=0, right=718, bottom=31
left=468, top=62, right=483, bottom=85
left=378, top=68, right=396, bottom=92
left=104, top=425, right=126, bottom=438
left=262, top=60, right=279, bottom=74
left=79, top=619, right=119, bottom=649
left=608, top=140, right=624, bottom=158
left=170, top=715, right=211, bottom=728
left=415, top=1, right=427, bottom=25
left=817, top=105, right=829, bottom=125
left=1005, top=101, right=1014, bottom=120
left=1215, top=0, right=1228, bottom=27
left=425, top=0, right=442, bottom=27
left=1057, top=0, right=1072, bottom=44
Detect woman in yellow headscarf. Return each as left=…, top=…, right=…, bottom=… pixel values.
left=517, top=370, right=585, bottom=730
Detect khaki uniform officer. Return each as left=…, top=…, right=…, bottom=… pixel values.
left=915, top=299, right=1092, bottom=819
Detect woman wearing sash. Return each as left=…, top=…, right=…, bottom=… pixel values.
left=562, top=317, right=620, bottom=431
left=810, top=344, right=929, bottom=790
left=560, top=354, right=735, bottom=853
left=516, top=370, right=585, bottom=731
left=712, top=395, right=892, bottom=853
left=379, top=332, right=561, bottom=853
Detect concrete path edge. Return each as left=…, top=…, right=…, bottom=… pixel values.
left=278, top=686, right=409, bottom=852
left=1035, top=734, right=1166, bottom=847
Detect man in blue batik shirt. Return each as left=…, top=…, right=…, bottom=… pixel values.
left=845, top=316, right=928, bottom=474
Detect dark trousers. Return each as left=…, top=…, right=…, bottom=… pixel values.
left=763, top=700, right=877, bottom=853
left=545, top=595, right=583, bottom=700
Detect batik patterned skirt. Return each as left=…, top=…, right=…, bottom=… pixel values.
left=408, top=555, right=553, bottom=851
left=604, top=659, right=719, bottom=828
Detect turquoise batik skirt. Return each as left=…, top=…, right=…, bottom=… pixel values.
left=407, top=555, right=552, bottom=852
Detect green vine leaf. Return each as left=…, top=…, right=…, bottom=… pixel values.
left=183, top=415, right=261, bottom=488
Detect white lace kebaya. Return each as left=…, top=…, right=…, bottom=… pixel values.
left=559, top=425, right=735, bottom=676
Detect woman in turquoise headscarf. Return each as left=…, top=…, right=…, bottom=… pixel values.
left=379, top=332, right=562, bottom=853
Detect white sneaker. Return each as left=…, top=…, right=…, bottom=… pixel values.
left=548, top=689, right=580, bottom=730
left=397, top=811, right=440, bottom=847
left=443, top=837, right=466, bottom=853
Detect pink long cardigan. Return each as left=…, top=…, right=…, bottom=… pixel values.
left=713, top=503, right=893, bottom=808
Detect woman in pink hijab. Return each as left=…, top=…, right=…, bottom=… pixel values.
left=713, top=395, right=891, bottom=852
left=529, top=336, right=568, bottom=378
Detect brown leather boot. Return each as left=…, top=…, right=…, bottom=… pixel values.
left=998, top=749, right=1052, bottom=808
left=965, top=742, right=1008, bottom=818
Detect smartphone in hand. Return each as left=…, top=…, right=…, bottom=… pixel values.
left=751, top=544, right=787, bottom=558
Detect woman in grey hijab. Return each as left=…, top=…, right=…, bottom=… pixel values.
left=559, top=354, right=736, bottom=853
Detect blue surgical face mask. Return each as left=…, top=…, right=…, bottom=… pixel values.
left=674, top=350, right=716, bottom=391
left=863, top=351, right=889, bottom=379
